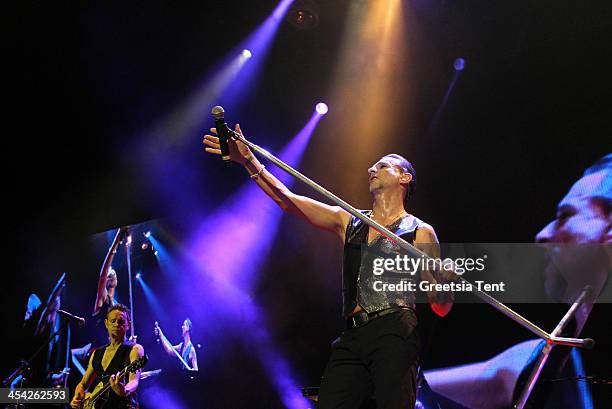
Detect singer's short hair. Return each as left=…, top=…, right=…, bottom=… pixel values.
left=107, top=303, right=131, bottom=325
left=584, top=153, right=612, bottom=177
left=384, top=154, right=417, bottom=206
left=184, top=318, right=193, bottom=332
left=582, top=153, right=612, bottom=213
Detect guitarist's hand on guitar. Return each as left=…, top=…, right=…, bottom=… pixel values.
left=109, top=371, right=128, bottom=397
left=70, top=383, right=86, bottom=408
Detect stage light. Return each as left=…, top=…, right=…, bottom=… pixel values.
left=144, top=231, right=152, bottom=238
left=141, top=243, right=149, bottom=250
left=454, top=58, right=465, bottom=71
left=154, top=250, right=159, bottom=256
left=126, top=235, right=132, bottom=245
left=135, top=272, right=142, bottom=280
left=241, top=49, right=252, bottom=59
left=287, top=0, right=319, bottom=30
left=326, top=0, right=408, bottom=195
left=315, top=102, right=328, bottom=115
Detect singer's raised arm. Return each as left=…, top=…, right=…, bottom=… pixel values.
left=94, top=227, right=126, bottom=314
left=203, top=125, right=351, bottom=242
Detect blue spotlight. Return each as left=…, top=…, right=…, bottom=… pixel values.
left=136, top=274, right=166, bottom=323
left=315, top=102, right=328, bottom=115
left=146, top=233, right=176, bottom=276
left=188, top=108, right=322, bottom=409
left=241, top=49, right=253, bottom=59
left=429, top=58, right=465, bottom=137
left=135, top=272, right=142, bottom=280
left=454, top=58, right=465, bottom=71
left=144, top=231, right=152, bottom=238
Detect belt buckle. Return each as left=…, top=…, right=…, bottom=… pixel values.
left=353, top=312, right=368, bottom=327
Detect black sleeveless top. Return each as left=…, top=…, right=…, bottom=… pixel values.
left=342, top=211, right=425, bottom=317
left=91, top=343, right=138, bottom=409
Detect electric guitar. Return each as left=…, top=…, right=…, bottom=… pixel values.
left=80, top=354, right=147, bottom=409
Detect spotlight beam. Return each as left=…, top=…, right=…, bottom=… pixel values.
left=187, top=111, right=321, bottom=409
left=136, top=274, right=167, bottom=323
left=323, top=0, right=409, bottom=197
left=140, top=1, right=296, bottom=222
left=428, top=58, right=466, bottom=138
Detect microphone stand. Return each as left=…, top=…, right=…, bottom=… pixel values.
left=63, top=323, right=71, bottom=389
left=125, top=231, right=136, bottom=341
left=4, top=273, right=71, bottom=388
left=154, top=323, right=193, bottom=371
left=513, top=286, right=593, bottom=409
left=229, top=129, right=594, bottom=351
left=3, top=317, right=71, bottom=388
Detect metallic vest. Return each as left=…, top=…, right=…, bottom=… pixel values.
left=342, top=211, right=424, bottom=317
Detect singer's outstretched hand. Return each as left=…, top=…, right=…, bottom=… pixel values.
left=203, top=124, right=253, bottom=165
left=205, top=121, right=351, bottom=242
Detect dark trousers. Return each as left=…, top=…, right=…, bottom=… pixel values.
left=318, top=309, right=420, bottom=409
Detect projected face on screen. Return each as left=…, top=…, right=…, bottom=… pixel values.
left=536, top=166, right=611, bottom=302
left=537, top=171, right=611, bottom=244
left=182, top=318, right=192, bottom=336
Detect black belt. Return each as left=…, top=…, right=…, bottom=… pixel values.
left=346, top=306, right=404, bottom=329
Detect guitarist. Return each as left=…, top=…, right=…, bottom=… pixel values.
left=70, top=304, right=144, bottom=409
left=154, top=318, right=198, bottom=371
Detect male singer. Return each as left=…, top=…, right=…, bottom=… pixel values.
left=154, top=318, right=198, bottom=371
left=203, top=124, right=453, bottom=408
left=424, top=154, right=612, bottom=408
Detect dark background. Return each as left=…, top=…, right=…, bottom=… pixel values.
left=5, top=0, right=611, bottom=407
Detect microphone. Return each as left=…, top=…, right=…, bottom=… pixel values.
left=58, top=310, right=85, bottom=326
left=211, top=106, right=232, bottom=162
